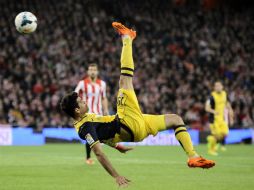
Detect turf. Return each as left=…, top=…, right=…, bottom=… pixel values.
left=0, top=144, right=254, bottom=190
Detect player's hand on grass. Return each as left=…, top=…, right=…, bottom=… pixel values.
left=119, top=146, right=133, bottom=154
left=115, top=176, right=131, bottom=188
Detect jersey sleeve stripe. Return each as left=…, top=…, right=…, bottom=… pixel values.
left=90, top=140, right=100, bottom=148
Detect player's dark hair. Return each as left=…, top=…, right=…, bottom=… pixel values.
left=88, top=63, right=98, bottom=69
left=60, top=92, right=79, bottom=118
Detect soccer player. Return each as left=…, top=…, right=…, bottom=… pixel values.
left=60, top=22, right=215, bottom=187
left=205, top=81, right=234, bottom=156
left=75, top=63, right=109, bottom=165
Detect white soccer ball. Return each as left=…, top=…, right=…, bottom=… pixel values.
left=15, top=12, right=37, bottom=34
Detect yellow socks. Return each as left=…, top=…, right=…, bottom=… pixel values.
left=120, top=36, right=134, bottom=77
left=207, top=135, right=217, bottom=152
left=174, top=125, right=197, bottom=157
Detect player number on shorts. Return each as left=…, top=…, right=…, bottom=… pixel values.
left=117, top=97, right=124, bottom=106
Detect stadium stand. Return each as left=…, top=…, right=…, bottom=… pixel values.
left=0, top=0, right=253, bottom=131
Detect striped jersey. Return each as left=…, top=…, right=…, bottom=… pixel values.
left=75, top=77, right=106, bottom=115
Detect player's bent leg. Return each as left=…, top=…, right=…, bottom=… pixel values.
left=164, top=114, right=215, bottom=168
left=214, top=132, right=224, bottom=151
left=164, top=114, right=184, bottom=128
left=220, top=137, right=227, bottom=151
left=220, top=123, right=229, bottom=151
left=163, top=114, right=197, bottom=157
left=144, top=113, right=195, bottom=156
left=207, top=123, right=221, bottom=155
left=207, top=135, right=218, bottom=156
left=219, top=133, right=228, bottom=152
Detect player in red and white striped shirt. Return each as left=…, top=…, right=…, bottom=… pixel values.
left=75, top=63, right=109, bottom=164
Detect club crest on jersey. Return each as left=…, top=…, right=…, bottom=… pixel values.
left=118, top=92, right=124, bottom=97
left=85, top=133, right=95, bottom=145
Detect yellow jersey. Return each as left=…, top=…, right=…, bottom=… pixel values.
left=73, top=89, right=166, bottom=148
left=208, top=90, right=227, bottom=123
left=73, top=114, right=121, bottom=148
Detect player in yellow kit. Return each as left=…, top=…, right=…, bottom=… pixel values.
left=205, top=81, right=234, bottom=156
left=60, top=22, right=215, bottom=188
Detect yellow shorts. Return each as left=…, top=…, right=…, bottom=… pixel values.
left=117, top=88, right=166, bottom=142
left=210, top=120, right=229, bottom=136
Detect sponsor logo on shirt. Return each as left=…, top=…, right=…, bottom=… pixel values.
left=85, top=133, right=95, bottom=145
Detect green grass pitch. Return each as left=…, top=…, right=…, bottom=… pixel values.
left=1, top=144, right=254, bottom=190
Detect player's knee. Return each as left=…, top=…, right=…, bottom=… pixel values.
left=215, top=134, right=222, bottom=140
left=172, top=114, right=184, bottom=126
left=119, top=76, right=133, bottom=89
left=119, top=77, right=125, bottom=87
left=165, top=114, right=185, bottom=128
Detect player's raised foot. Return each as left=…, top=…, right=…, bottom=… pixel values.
left=86, top=158, right=95, bottom=165
left=112, top=22, right=136, bottom=40
left=208, top=150, right=219, bottom=156
left=187, top=156, right=215, bottom=169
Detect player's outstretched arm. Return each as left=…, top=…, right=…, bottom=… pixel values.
left=227, top=102, right=234, bottom=125
left=115, top=144, right=133, bottom=153
left=92, top=143, right=131, bottom=187
left=205, top=99, right=219, bottom=115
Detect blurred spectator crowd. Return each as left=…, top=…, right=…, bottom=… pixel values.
left=0, top=0, right=253, bottom=130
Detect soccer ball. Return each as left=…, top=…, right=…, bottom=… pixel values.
left=15, top=12, right=37, bottom=34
